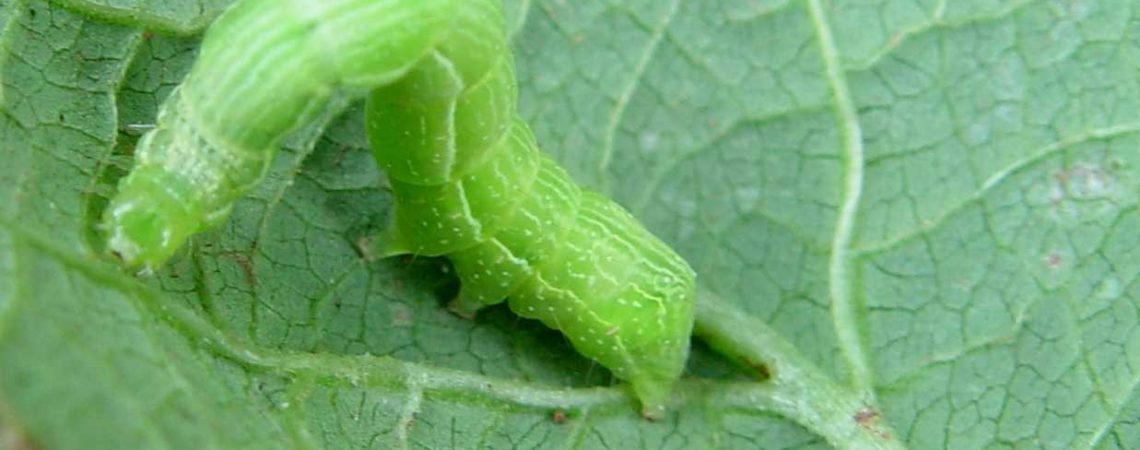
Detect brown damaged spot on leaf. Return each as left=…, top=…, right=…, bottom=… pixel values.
left=0, top=411, right=41, bottom=450
left=219, top=250, right=257, bottom=288
left=388, top=302, right=414, bottom=327
left=1044, top=251, right=1064, bottom=271
left=853, top=406, right=892, bottom=440
left=853, top=407, right=878, bottom=424
left=747, top=359, right=772, bottom=381
left=551, top=409, right=568, bottom=424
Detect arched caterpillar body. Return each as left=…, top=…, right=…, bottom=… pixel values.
left=102, top=0, right=695, bottom=418
left=104, top=0, right=459, bottom=266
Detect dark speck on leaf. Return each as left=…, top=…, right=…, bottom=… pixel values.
left=854, top=407, right=892, bottom=440
left=748, top=360, right=771, bottom=381
left=1045, top=252, right=1063, bottom=270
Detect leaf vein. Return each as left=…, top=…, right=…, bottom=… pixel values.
left=806, top=0, right=874, bottom=396
left=596, top=0, right=680, bottom=188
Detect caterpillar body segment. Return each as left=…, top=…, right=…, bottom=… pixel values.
left=373, top=119, right=541, bottom=258
left=102, top=0, right=459, bottom=268
left=363, top=0, right=695, bottom=418
left=366, top=0, right=516, bottom=186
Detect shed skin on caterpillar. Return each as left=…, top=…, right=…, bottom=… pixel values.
left=100, top=0, right=695, bottom=418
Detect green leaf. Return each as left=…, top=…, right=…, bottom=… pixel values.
left=1, top=0, right=1138, bottom=449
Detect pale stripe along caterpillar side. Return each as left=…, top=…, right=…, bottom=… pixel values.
left=102, top=0, right=695, bottom=418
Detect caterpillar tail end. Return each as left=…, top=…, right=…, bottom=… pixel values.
left=101, top=167, right=203, bottom=270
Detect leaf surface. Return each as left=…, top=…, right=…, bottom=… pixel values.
left=1, top=0, right=1138, bottom=448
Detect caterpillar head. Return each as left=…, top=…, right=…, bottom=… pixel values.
left=102, top=167, right=209, bottom=269
left=101, top=115, right=229, bottom=269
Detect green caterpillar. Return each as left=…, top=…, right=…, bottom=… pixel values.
left=102, top=0, right=695, bottom=418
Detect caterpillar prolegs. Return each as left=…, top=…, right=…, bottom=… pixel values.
left=101, top=0, right=695, bottom=418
